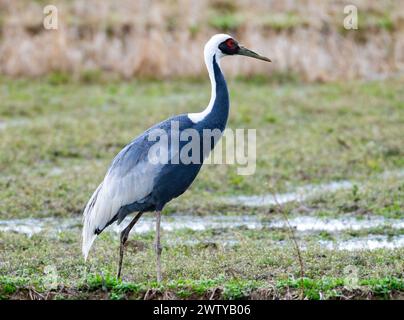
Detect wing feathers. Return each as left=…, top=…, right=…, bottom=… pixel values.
left=81, top=160, right=160, bottom=259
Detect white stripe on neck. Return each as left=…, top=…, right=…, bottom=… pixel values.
left=188, top=34, right=230, bottom=123
left=188, top=55, right=218, bottom=123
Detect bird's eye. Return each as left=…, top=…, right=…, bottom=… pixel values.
left=218, top=38, right=239, bottom=55
left=226, top=39, right=235, bottom=48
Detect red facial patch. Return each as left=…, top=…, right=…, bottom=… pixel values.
left=226, top=38, right=235, bottom=48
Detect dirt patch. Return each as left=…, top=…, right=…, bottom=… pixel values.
left=5, top=286, right=403, bottom=300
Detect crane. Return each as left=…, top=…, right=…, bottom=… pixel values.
left=82, top=34, right=271, bottom=282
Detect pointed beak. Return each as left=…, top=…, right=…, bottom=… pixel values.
left=237, top=46, right=271, bottom=62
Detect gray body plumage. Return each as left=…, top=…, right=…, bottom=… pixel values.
left=95, top=114, right=205, bottom=233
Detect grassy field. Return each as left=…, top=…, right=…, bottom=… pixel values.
left=0, top=76, right=403, bottom=299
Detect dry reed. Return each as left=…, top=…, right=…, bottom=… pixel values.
left=0, top=0, right=403, bottom=81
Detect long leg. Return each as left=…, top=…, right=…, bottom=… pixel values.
left=155, top=210, right=162, bottom=283
left=117, top=211, right=144, bottom=279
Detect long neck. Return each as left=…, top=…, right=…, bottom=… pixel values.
left=188, top=54, right=229, bottom=130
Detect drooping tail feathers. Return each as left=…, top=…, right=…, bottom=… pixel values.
left=82, top=183, right=104, bottom=260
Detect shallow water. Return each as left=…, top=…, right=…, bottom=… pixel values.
left=224, top=181, right=353, bottom=206
left=0, top=215, right=262, bottom=236
left=0, top=119, right=31, bottom=130
left=1, top=214, right=402, bottom=236
left=1, top=170, right=403, bottom=250
left=270, top=215, right=404, bottom=232
left=166, top=235, right=404, bottom=252
left=0, top=217, right=80, bottom=237
left=223, top=170, right=404, bottom=207
left=1, top=214, right=403, bottom=251
left=319, top=235, right=404, bottom=251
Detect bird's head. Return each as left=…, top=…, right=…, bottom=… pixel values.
left=204, top=33, right=271, bottom=63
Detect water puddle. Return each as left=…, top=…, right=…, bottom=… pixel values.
left=319, top=235, right=404, bottom=251
left=0, top=215, right=262, bottom=236
left=269, top=216, right=404, bottom=232
left=0, top=119, right=32, bottom=131
left=224, top=170, right=404, bottom=207
left=2, top=214, right=402, bottom=236
left=114, top=214, right=404, bottom=234
left=1, top=214, right=403, bottom=251
left=224, top=181, right=353, bottom=206
left=1, top=170, right=403, bottom=250
left=167, top=235, right=404, bottom=252
left=0, top=217, right=80, bottom=237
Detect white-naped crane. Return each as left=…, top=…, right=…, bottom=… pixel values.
left=82, top=34, right=271, bottom=282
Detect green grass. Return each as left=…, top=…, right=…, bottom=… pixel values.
left=0, top=77, right=403, bottom=219
left=1, top=226, right=403, bottom=299
left=208, top=13, right=245, bottom=32
left=260, top=13, right=308, bottom=31
left=0, top=77, right=403, bottom=299
left=277, top=277, right=404, bottom=300
left=0, top=212, right=403, bottom=300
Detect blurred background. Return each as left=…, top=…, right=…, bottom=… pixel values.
left=1, top=0, right=403, bottom=82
